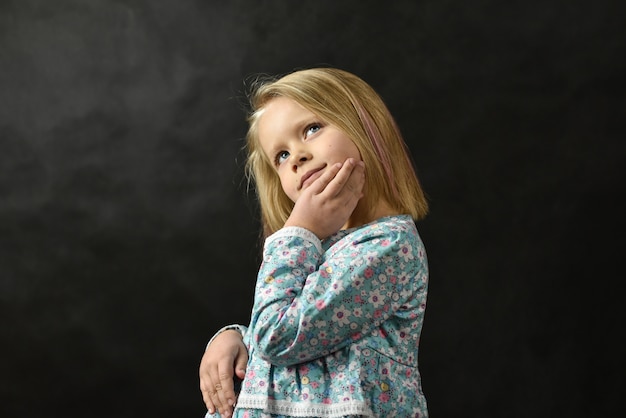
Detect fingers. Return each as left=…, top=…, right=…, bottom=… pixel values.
left=199, top=377, right=216, bottom=414
left=200, top=350, right=229, bottom=415
left=200, top=361, right=221, bottom=414
left=202, top=380, right=232, bottom=417
left=305, top=162, right=343, bottom=195
left=203, top=367, right=235, bottom=417
left=234, top=350, right=248, bottom=380
left=215, top=367, right=236, bottom=415
left=318, top=158, right=365, bottom=199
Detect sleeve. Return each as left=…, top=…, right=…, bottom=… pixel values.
left=249, top=222, right=427, bottom=366
left=205, top=324, right=248, bottom=351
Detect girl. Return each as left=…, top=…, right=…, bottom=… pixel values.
left=199, top=68, right=429, bottom=417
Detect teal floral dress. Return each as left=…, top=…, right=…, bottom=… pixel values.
left=206, top=215, right=429, bottom=418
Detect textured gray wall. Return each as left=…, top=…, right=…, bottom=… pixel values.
left=1, top=0, right=624, bottom=416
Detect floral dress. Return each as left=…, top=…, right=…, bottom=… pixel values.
left=206, top=215, right=428, bottom=418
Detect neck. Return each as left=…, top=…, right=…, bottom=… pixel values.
left=342, top=198, right=396, bottom=230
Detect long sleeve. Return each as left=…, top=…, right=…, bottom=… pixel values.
left=248, top=219, right=428, bottom=367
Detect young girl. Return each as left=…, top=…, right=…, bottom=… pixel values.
left=199, top=68, right=429, bottom=417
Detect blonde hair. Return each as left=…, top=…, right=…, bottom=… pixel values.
left=245, top=67, right=428, bottom=237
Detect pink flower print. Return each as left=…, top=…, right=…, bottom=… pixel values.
left=380, top=239, right=390, bottom=247
left=379, top=392, right=391, bottom=403
left=354, top=295, right=364, bottom=304
left=315, top=299, right=326, bottom=310
left=364, top=267, right=374, bottom=278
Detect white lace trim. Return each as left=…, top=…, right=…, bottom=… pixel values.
left=236, top=394, right=374, bottom=417
left=266, top=226, right=323, bottom=254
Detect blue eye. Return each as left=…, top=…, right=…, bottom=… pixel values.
left=275, top=150, right=290, bottom=165
left=305, top=123, right=321, bottom=137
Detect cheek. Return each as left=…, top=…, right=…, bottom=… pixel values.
left=278, top=173, right=298, bottom=201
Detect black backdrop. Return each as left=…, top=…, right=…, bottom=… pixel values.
left=1, top=1, right=624, bottom=417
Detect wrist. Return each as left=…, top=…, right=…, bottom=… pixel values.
left=206, top=324, right=246, bottom=350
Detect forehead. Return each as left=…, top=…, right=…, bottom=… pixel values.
left=258, top=96, right=313, bottom=128
left=256, top=97, right=316, bottom=145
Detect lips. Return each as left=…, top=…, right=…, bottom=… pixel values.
left=298, top=165, right=326, bottom=190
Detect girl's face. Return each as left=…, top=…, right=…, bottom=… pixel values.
left=257, top=96, right=362, bottom=203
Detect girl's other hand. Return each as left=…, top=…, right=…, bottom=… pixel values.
left=285, top=158, right=365, bottom=239
left=199, top=330, right=248, bottom=417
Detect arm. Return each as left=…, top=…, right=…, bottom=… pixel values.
left=201, top=160, right=365, bottom=411
left=249, top=220, right=427, bottom=366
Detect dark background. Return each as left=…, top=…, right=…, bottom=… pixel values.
left=1, top=0, right=624, bottom=417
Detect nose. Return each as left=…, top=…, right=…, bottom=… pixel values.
left=290, top=150, right=312, bottom=171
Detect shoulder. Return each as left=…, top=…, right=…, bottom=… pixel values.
left=349, top=215, right=419, bottom=243
left=325, top=215, right=424, bottom=255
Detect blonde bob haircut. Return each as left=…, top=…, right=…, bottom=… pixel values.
left=245, top=67, right=428, bottom=237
